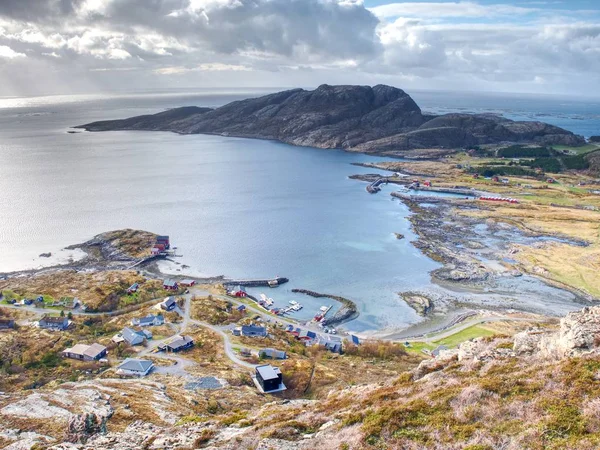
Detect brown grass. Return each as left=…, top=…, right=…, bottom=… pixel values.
left=0, top=270, right=174, bottom=312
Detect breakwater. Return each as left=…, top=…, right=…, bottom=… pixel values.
left=292, top=288, right=359, bottom=326
left=223, top=277, right=289, bottom=288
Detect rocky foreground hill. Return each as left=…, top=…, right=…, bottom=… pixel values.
left=77, top=85, right=585, bottom=155
left=3, top=306, right=600, bottom=449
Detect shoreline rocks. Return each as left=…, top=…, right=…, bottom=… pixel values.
left=400, top=292, right=434, bottom=316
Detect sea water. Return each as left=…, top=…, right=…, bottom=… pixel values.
left=0, top=88, right=597, bottom=332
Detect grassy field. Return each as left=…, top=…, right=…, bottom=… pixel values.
left=552, top=143, right=600, bottom=155
left=405, top=325, right=498, bottom=354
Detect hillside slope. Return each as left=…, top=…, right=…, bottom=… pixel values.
left=2, top=306, right=600, bottom=449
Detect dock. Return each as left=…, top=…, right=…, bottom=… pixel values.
left=366, top=177, right=388, bottom=194
left=313, top=305, right=332, bottom=322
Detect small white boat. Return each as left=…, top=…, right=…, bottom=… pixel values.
left=265, top=297, right=274, bottom=306
left=319, top=306, right=328, bottom=312
left=289, top=300, right=298, bottom=305
left=260, top=293, right=268, bottom=302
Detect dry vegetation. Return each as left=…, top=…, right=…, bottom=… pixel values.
left=190, top=295, right=245, bottom=325
left=98, top=229, right=159, bottom=259
left=0, top=318, right=118, bottom=392
left=0, top=270, right=176, bottom=312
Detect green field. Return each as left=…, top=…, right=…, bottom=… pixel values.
left=405, top=325, right=498, bottom=354
left=552, top=144, right=600, bottom=155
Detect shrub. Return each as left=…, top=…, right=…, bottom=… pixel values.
left=497, top=145, right=551, bottom=158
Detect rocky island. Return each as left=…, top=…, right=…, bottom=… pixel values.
left=77, top=84, right=584, bottom=155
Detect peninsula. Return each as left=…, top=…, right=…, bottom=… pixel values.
left=77, top=84, right=584, bottom=156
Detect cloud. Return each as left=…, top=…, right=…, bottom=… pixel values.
left=0, top=45, right=25, bottom=58
left=154, top=63, right=252, bottom=75
left=0, top=0, right=598, bottom=96
left=370, top=2, right=538, bottom=19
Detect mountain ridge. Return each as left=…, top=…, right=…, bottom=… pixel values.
left=78, top=85, right=586, bottom=154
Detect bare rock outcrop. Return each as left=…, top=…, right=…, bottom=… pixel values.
left=65, top=412, right=109, bottom=444
left=539, top=306, right=600, bottom=357
left=514, top=306, right=600, bottom=358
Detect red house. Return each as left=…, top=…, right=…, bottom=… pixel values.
left=180, top=280, right=196, bottom=287
left=163, top=280, right=178, bottom=290
left=228, top=285, right=247, bottom=297
left=156, top=236, right=170, bottom=249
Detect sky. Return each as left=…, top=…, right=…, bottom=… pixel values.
left=0, top=0, right=599, bottom=97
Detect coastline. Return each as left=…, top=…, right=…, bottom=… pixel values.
left=1, top=183, right=590, bottom=340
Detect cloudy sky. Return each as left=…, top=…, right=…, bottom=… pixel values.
left=0, top=0, right=599, bottom=97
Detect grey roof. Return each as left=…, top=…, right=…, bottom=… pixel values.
left=64, top=343, right=106, bottom=358
left=163, top=280, right=178, bottom=287
left=241, top=325, right=266, bottom=334
left=299, top=330, right=317, bottom=339
left=168, top=335, right=193, bottom=350
left=256, top=364, right=281, bottom=381
left=41, top=315, right=68, bottom=324
left=122, top=327, right=145, bottom=344
left=163, top=296, right=176, bottom=306
left=84, top=343, right=107, bottom=358
left=117, top=358, right=153, bottom=372
left=260, top=348, right=286, bottom=359
left=136, top=314, right=163, bottom=326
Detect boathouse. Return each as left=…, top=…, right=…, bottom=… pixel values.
left=156, top=236, right=170, bottom=249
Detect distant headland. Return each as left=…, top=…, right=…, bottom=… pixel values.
left=77, top=84, right=585, bottom=155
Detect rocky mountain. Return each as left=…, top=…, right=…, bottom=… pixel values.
left=77, top=85, right=585, bottom=154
